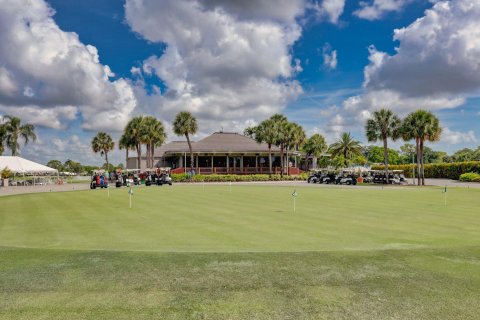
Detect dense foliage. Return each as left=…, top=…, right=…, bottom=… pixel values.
left=372, top=161, right=480, bottom=179
left=459, top=172, right=480, bottom=182
left=171, top=173, right=308, bottom=182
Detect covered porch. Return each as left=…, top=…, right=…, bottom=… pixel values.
left=162, top=153, right=301, bottom=175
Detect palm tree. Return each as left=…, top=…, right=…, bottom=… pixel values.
left=2, top=115, right=36, bottom=156
left=270, top=114, right=289, bottom=177
left=142, top=116, right=166, bottom=168
left=303, top=134, right=327, bottom=169
left=91, top=132, right=114, bottom=171
left=365, top=108, right=401, bottom=183
left=284, top=122, right=305, bottom=175
left=329, top=132, right=362, bottom=167
left=124, top=116, right=145, bottom=169
left=402, top=110, right=442, bottom=186
left=119, top=134, right=136, bottom=169
left=173, top=111, right=198, bottom=170
left=0, top=123, right=6, bottom=155
left=253, top=119, right=277, bottom=175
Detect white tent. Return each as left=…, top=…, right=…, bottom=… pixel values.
left=0, top=156, right=58, bottom=174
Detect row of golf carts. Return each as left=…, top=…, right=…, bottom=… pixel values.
left=90, top=168, right=172, bottom=189
left=307, top=169, right=408, bottom=185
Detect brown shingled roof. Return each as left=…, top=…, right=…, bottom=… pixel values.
left=153, top=132, right=282, bottom=156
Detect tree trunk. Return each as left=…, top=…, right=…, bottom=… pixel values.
left=280, top=144, right=284, bottom=178
left=416, top=138, right=421, bottom=186
left=383, top=138, right=389, bottom=184
left=151, top=144, right=155, bottom=168
left=268, top=144, right=272, bottom=176
left=186, top=134, right=194, bottom=171
left=125, top=149, right=129, bottom=169
left=136, top=144, right=142, bottom=169
left=105, top=151, right=109, bottom=173
left=286, top=148, right=289, bottom=176
left=420, top=139, right=425, bottom=186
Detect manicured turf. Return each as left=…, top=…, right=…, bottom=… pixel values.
left=1, top=185, right=479, bottom=319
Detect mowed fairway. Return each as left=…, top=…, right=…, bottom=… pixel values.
left=1, top=185, right=480, bottom=319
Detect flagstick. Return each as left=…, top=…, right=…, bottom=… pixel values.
left=444, top=190, right=447, bottom=207
left=129, top=193, right=132, bottom=209
left=107, top=186, right=110, bottom=198
left=293, top=197, right=296, bottom=213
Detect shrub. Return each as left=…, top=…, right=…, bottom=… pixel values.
left=1, top=167, right=12, bottom=179
left=372, top=161, right=480, bottom=180
left=459, top=172, right=480, bottom=182
left=171, top=173, right=307, bottom=183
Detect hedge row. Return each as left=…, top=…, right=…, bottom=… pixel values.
left=171, top=173, right=308, bottom=183
left=372, top=161, right=480, bottom=179
left=459, top=172, right=480, bottom=182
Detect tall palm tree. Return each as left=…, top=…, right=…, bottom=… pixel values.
left=91, top=132, right=115, bottom=171
left=284, top=122, right=305, bottom=175
left=253, top=119, right=277, bottom=175
left=2, top=115, right=36, bottom=156
left=329, top=132, right=362, bottom=167
left=124, top=116, right=145, bottom=169
left=0, top=123, right=6, bottom=156
left=269, top=114, right=289, bottom=177
left=142, top=116, right=166, bottom=168
left=119, top=134, right=136, bottom=169
left=303, top=134, right=327, bottom=169
left=402, top=110, right=442, bottom=186
left=173, top=111, right=198, bottom=170
left=365, top=108, right=401, bottom=183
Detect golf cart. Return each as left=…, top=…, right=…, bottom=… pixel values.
left=391, top=170, right=408, bottom=185
left=335, top=169, right=357, bottom=185
left=156, top=168, right=173, bottom=186
left=307, top=169, right=322, bottom=183
left=90, top=170, right=109, bottom=189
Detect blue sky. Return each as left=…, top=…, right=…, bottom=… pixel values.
left=1, top=0, right=479, bottom=165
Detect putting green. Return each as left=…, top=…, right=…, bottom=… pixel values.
left=1, top=185, right=480, bottom=319
left=1, top=185, right=479, bottom=252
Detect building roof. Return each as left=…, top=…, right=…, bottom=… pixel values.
left=0, top=156, right=58, bottom=174
left=153, top=132, right=282, bottom=157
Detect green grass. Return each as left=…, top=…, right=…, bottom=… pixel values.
left=1, top=185, right=479, bottom=319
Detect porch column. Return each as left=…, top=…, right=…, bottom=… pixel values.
left=196, top=155, right=199, bottom=169
left=226, top=156, right=229, bottom=173
left=179, top=156, right=184, bottom=168
left=211, top=155, right=214, bottom=172
left=255, top=156, right=258, bottom=173
left=240, top=156, right=244, bottom=172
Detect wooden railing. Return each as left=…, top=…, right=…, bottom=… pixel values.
left=170, top=167, right=302, bottom=175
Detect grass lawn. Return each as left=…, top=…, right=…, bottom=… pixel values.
left=1, top=185, right=479, bottom=319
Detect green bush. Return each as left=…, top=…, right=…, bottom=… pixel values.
left=1, top=167, right=12, bottom=179
left=371, top=161, right=480, bottom=180
left=171, top=173, right=308, bottom=183
left=459, top=172, right=480, bottom=182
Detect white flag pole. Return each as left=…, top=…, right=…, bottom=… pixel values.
left=292, top=189, right=298, bottom=213
left=130, top=193, right=132, bottom=209
left=444, top=186, right=447, bottom=207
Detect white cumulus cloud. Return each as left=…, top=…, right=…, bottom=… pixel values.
left=322, top=43, right=338, bottom=70
left=354, top=0, right=413, bottom=20
left=0, top=0, right=137, bottom=131
left=442, top=127, right=477, bottom=145
left=125, top=0, right=305, bottom=135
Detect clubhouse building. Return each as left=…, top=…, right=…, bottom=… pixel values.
left=127, top=132, right=302, bottom=175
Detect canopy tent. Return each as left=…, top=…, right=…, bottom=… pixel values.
left=0, top=156, right=58, bottom=187
left=0, top=156, right=57, bottom=174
